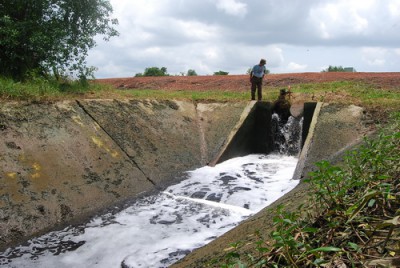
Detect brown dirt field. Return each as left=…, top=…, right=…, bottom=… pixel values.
left=95, top=72, right=399, bottom=124
left=96, top=72, right=400, bottom=91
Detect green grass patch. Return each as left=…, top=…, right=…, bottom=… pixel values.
left=0, top=76, right=111, bottom=101
left=0, top=76, right=60, bottom=100
left=285, top=81, right=399, bottom=108
left=118, top=89, right=250, bottom=102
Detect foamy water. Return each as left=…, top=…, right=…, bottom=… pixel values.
left=0, top=154, right=299, bottom=268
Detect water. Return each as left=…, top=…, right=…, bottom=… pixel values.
left=0, top=154, right=298, bottom=268
left=0, top=115, right=302, bottom=268
left=272, top=114, right=303, bottom=155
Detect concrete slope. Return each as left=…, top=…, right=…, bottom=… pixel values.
left=78, top=100, right=249, bottom=186
left=0, top=100, right=249, bottom=250
left=0, top=101, right=155, bottom=249
left=78, top=99, right=202, bottom=186
left=197, top=101, right=259, bottom=165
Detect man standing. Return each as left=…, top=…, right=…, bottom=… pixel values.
left=250, top=59, right=267, bottom=101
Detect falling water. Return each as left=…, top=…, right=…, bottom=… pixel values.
left=0, top=116, right=303, bottom=268
left=271, top=114, right=303, bottom=156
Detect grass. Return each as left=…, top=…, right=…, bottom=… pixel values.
left=1, top=77, right=399, bottom=110
left=287, top=81, right=400, bottom=108
left=116, top=89, right=250, bottom=102
left=0, top=76, right=111, bottom=101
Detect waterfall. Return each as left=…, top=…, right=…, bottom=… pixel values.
left=271, top=114, right=303, bottom=156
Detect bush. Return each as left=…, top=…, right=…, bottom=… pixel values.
left=321, top=65, right=354, bottom=72
left=213, top=70, right=229, bottom=75
left=187, top=69, right=197, bottom=76
left=144, top=67, right=169, bottom=76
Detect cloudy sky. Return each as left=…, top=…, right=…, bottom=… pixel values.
left=87, top=0, right=400, bottom=78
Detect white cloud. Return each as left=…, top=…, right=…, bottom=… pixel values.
left=143, top=47, right=162, bottom=55
left=215, top=0, right=247, bottom=17
left=203, top=47, right=219, bottom=60
left=177, top=20, right=219, bottom=40
left=87, top=0, right=400, bottom=78
left=287, top=62, right=308, bottom=71
left=309, top=0, right=374, bottom=39
left=266, top=46, right=285, bottom=68
left=361, top=47, right=387, bottom=66
left=389, top=1, right=400, bottom=17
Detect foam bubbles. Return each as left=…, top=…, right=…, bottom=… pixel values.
left=0, top=154, right=298, bottom=268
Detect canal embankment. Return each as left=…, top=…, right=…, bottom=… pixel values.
left=0, top=100, right=373, bottom=260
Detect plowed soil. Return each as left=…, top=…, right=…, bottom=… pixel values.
left=96, top=72, right=400, bottom=91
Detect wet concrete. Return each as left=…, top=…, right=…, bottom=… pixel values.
left=211, top=101, right=274, bottom=165
left=0, top=100, right=249, bottom=251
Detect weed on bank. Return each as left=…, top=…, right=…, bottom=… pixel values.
left=0, top=76, right=108, bottom=101
left=220, top=112, right=399, bottom=267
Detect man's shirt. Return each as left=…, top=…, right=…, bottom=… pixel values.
left=252, top=65, right=266, bottom=78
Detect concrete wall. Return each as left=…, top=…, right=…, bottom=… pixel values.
left=211, top=101, right=274, bottom=165
left=0, top=100, right=251, bottom=250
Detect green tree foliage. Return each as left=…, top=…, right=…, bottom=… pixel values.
left=186, top=69, right=197, bottom=76
left=322, top=65, right=346, bottom=72
left=140, top=67, right=169, bottom=76
left=213, top=70, right=229, bottom=75
left=0, top=0, right=118, bottom=81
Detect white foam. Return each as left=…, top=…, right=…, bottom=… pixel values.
left=0, top=154, right=299, bottom=268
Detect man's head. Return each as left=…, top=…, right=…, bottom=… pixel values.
left=260, top=59, right=266, bottom=65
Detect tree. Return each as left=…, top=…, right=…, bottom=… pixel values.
left=142, top=67, right=169, bottom=76
left=213, top=70, right=229, bottom=75
left=322, top=65, right=345, bottom=72
left=0, top=0, right=118, bottom=81
left=187, top=69, right=197, bottom=76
